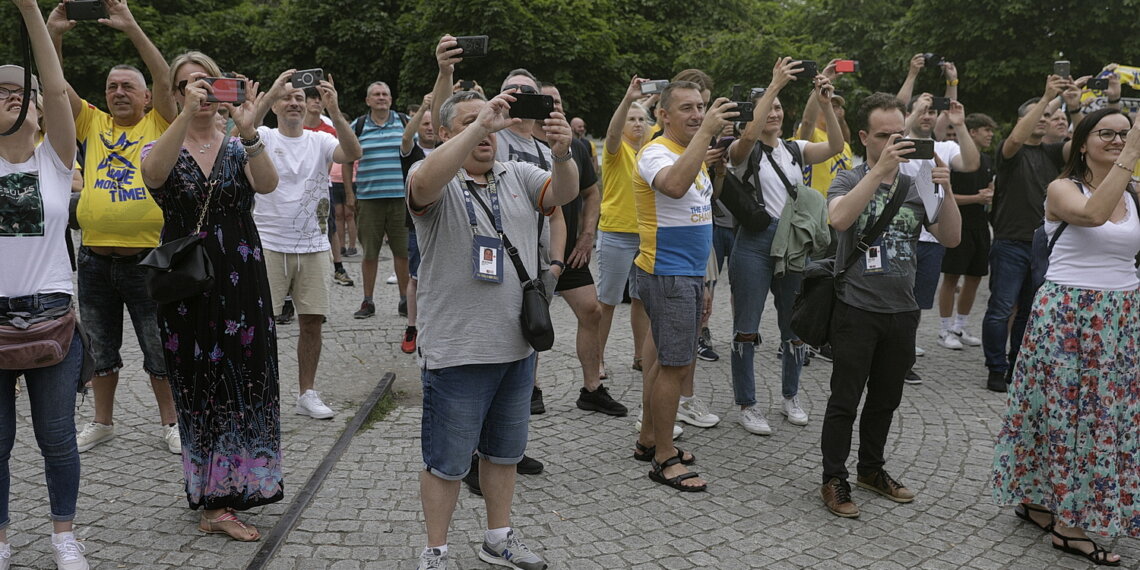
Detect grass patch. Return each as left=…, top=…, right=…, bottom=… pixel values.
left=361, top=390, right=401, bottom=431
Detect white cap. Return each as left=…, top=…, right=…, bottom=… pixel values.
left=0, top=65, right=41, bottom=91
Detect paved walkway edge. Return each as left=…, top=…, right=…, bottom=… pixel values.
left=245, top=372, right=398, bottom=569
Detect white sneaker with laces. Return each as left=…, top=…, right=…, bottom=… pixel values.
left=937, top=330, right=964, bottom=350
left=782, top=397, right=809, bottom=426
left=386, top=273, right=398, bottom=284
left=953, top=328, right=982, bottom=346
left=739, top=405, right=772, bottom=435
left=296, top=390, right=335, bottom=419
left=634, top=410, right=683, bottom=439
left=75, top=422, right=114, bottom=453
left=914, top=345, right=926, bottom=357
left=162, top=424, right=181, bottom=455
left=676, top=397, right=720, bottom=427
left=417, top=546, right=448, bottom=570
left=51, top=533, right=88, bottom=570
left=0, top=542, right=10, bottom=570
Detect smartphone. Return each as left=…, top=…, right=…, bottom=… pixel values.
left=1088, top=77, right=1110, bottom=90
left=923, top=53, right=942, bottom=67
left=898, top=138, right=935, bottom=160
left=65, top=0, right=107, bottom=21
left=640, top=80, right=669, bottom=95
left=204, top=77, right=246, bottom=105
left=455, top=35, right=489, bottom=58
left=290, top=69, right=324, bottom=89
left=732, top=101, right=755, bottom=123
left=1053, top=60, right=1071, bottom=78
left=508, top=92, right=554, bottom=120
left=713, top=136, right=735, bottom=151
left=798, top=60, right=818, bottom=79
left=459, top=79, right=475, bottom=90
left=835, top=60, right=860, bottom=74
left=930, top=96, right=951, bottom=111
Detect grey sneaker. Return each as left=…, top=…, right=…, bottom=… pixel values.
left=417, top=546, right=448, bottom=570
left=478, top=529, right=547, bottom=570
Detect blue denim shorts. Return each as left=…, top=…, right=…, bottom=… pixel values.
left=76, top=247, right=167, bottom=378
left=420, top=354, right=536, bottom=480
left=634, top=267, right=702, bottom=367
left=595, top=230, right=640, bottom=305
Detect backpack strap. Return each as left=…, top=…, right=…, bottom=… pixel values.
left=352, top=114, right=367, bottom=138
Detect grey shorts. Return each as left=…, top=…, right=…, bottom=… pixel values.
left=633, top=266, right=702, bottom=367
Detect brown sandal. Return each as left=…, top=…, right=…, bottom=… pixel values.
left=199, top=511, right=260, bottom=541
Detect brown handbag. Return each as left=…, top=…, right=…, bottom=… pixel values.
left=0, top=309, right=76, bottom=370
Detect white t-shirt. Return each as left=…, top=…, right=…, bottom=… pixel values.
left=253, top=127, right=338, bottom=253
left=0, top=139, right=74, bottom=297
left=899, top=140, right=961, bottom=244
left=730, top=140, right=809, bottom=219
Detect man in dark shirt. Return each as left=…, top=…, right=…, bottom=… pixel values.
left=981, top=76, right=1072, bottom=392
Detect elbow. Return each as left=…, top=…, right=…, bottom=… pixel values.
left=829, top=214, right=853, bottom=232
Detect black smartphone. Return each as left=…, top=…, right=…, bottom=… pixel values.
left=798, top=60, right=818, bottom=79
left=732, top=101, right=755, bottom=123
left=930, top=96, right=951, bottom=111
left=713, top=136, right=735, bottom=151
left=1053, top=60, right=1071, bottom=78
left=640, top=80, right=669, bottom=95
left=291, top=69, right=323, bottom=89
left=508, top=93, right=554, bottom=120
left=204, top=77, right=246, bottom=105
left=65, top=0, right=107, bottom=21
left=1088, top=77, right=1110, bottom=90
left=923, top=53, right=942, bottom=67
left=455, top=35, right=489, bottom=58
left=898, top=138, right=935, bottom=160
left=459, top=79, right=475, bottom=90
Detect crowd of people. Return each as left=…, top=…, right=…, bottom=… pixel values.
left=0, top=1, right=1138, bottom=569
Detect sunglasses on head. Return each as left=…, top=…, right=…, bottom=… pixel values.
left=501, top=84, right=538, bottom=94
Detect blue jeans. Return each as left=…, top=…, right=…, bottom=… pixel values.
left=728, top=222, right=804, bottom=405
left=982, top=239, right=1035, bottom=373
left=0, top=296, right=83, bottom=528
left=76, top=247, right=167, bottom=377
left=712, top=224, right=736, bottom=276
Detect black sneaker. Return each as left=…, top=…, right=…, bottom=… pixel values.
left=696, top=337, right=719, bottom=361
left=810, top=344, right=834, bottom=362
left=353, top=301, right=375, bottom=319
left=516, top=455, right=544, bottom=475
left=576, top=384, right=629, bottom=416
left=903, top=369, right=923, bottom=385
left=275, top=299, right=295, bottom=325
left=463, top=456, right=482, bottom=496
left=987, top=370, right=1008, bottom=392
left=398, top=297, right=408, bottom=317
left=530, top=386, right=546, bottom=415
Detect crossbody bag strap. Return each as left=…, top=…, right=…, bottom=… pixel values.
left=838, top=174, right=908, bottom=278
left=763, top=142, right=799, bottom=201
left=191, top=137, right=230, bottom=235
left=468, top=184, right=534, bottom=284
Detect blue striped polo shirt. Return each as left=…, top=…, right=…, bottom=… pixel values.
left=352, top=112, right=405, bottom=200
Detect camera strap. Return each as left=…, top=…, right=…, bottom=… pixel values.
left=0, top=20, right=33, bottom=137
left=762, top=142, right=800, bottom=201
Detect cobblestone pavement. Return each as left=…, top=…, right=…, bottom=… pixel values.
left=5, top=254, right=1135, bottom=568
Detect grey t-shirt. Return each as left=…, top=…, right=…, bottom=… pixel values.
left=409, top=160, right=551, bottom=369
left=495, top=127, right=553, bottom=269
left=828, top=167, right=928, bottom=314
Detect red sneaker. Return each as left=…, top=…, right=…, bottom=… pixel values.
left=400, top=327, right=417, bottom=354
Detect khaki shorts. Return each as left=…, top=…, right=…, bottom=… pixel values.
left=265, top=250, right=332, bottom=316
left=357, top=198, right=409, bottom=261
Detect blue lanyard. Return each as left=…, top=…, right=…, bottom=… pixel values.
left=460, top=171, right=502, bottom=236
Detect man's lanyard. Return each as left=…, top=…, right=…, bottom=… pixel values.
left=461, top=171, right=503, bottom=237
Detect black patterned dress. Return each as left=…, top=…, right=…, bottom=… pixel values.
left=143, top=139, right=283, bottom=511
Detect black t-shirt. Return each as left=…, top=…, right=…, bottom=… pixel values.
left=538, top=138, right=598, bottom=257
left=949, top=152, right=994, bottom=230
left=992, top=139, right=1065, bottom=242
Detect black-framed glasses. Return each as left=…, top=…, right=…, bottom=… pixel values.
left=0, top=86, right=36, bottom=101
left=1093, top=129, right=1129, bottom=143
left=501, top=84, right=538, bottom=94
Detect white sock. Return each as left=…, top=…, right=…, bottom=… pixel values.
left=679, top=395, right=693, bottom=405
left=423, top=544, right=448, bottom=555
left=940, top=317, right=953, bottom=332
left=955, top=313, right=969, bottom=331
left=51, top=531, right=75, bottom=544
left=485, top=526, right=511, bottom=544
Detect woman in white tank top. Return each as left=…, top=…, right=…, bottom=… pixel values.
left=992, top=108, right=1140, bottom=566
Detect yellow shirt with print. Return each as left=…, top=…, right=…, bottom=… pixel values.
left=802, top=127, right=853, bottom=198
left=75, top=100, right=170, bottom=247
left=599, top=140, right=640, bottom=234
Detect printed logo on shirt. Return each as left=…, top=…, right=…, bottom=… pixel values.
left=507, top=143, right=545, bottom=168
left=0, top=172, right=44, bottom=237
left=93, top=130, right=149, bottom=203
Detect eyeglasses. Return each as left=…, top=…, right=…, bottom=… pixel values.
left=0, top=86, right=36, bottom=101
left=1093, top=129, right=1130, bottom=143
left=501, top=84, right=538, bottom=94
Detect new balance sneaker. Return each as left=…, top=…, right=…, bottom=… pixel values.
left=162, top=424, right=181, bottom=455
left=952, top=327, right=982, bottom=346
left=333, top=269, right=354, bottom=287
left=781, top=396, right=809, bottom=426
left=353, top=301, right=376, bottom=319
left=530, top=386, right=546, bottom=415
left=856, top=469, right=916, bottom=503
left=479, top=529, right=547, bottom=570
left=904, top=369, right=923, bottom=385
left=937, top=330, right=964, bottom=350
left=676, top=397, right=720, bottom=427
left=296, top=390, right=335, bottom=419
left=634, top=410, right=683, bottom=439
left=821, top=477, right=860, bottom=518
left=576, top=384, right=628, bottom=416
left=417, top=547, right=448, bottom=570
left=50, top=533, right=88, bottom=570
left=386, top=273, right=398, bottom=285
left=75, top=422, right=114, bottom=453
left=401, top=327, right=418, bottom=354
left=739, top=405, right=772, bottom=435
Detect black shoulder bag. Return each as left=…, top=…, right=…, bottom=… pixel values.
left=718, top=143, right=772, bottom=232
left=466, top=179, right=556, bottom=351
left=790, top=174, right=909, bottom=346
left=138, top=140, right=228, bottom=304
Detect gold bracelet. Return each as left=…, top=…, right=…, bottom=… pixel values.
left=1114, top=161, right=1134, bottom=174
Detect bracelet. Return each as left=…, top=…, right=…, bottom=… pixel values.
left=1113, top=161, right=1136, bottom=176
left=946, top=79, right=959, bottom=86
left=552, top=149, right=573, bottom=163
left=1108, top=98, right=1122, bottom=104
left=550, top=260, right=565, bottom=270
left=244, top=140, right=265, bottom=158
left=240, top=133, right=260, bottom=146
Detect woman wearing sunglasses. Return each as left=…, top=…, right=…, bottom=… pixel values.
left=992, top=107, right=1140, bottom=566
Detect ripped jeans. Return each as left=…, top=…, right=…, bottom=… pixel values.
left=728, top=222, right=805, bottom=407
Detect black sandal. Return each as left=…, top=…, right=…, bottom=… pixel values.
left=1014, top=503, right=1054, bottom=532
left=633, top=442, right=695, bottom=465
left=1051, top=528, right=1121, bottom=566
left=648, top=455, right=706, bottom=492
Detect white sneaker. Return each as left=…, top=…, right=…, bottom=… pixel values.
left=634, top=410, right=683, bottom=439
left=162, top=424, right=181, bottom=455
left=0, top=542, right=10, bottom=570
left=953, top=328, right=982, bottom=346
left=296, top=390, right=335, bottom=419
left=739, top=405, right=772, bottom=435
left=937, top=330, right=963, bottom=350
left=386, top=273, right=398, bottom=284
left=781, top=397, right=809, bottom=426
left=51, top=533, right=88, bottom=570
left=75, top=422, right=114, bottom=453
left=676, top=397, right=720, bottom=428
left=417, top=546, right=448, bottom=570
left=914, top=345, right=925, bottom=357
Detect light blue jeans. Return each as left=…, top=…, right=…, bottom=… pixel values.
left=728, top=222, right=804, bottom=406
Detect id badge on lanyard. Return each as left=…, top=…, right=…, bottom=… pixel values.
left=863, top=168, right=898, bottom=276
left=462, top=172, right=505, bottom=284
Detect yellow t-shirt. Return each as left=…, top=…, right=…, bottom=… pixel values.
left=598, top=140, right=640, bottom=234
left=75, top=101, right=170, bottom=247
left=802, top=127, right=853, bottom=198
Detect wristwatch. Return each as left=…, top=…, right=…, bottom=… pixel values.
left=550, top=260, right=566, bottom=270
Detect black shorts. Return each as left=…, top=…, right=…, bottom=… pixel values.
left=554, top=265, right=594, bottom=292
left=941, top=225, right=990, bottom=277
